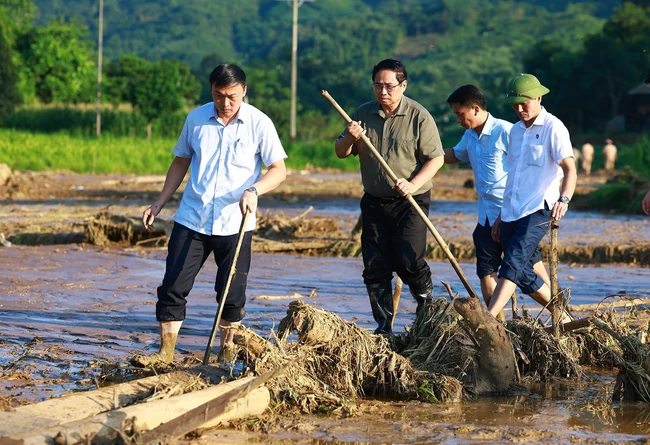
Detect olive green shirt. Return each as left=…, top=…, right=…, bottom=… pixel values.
left=340, top=96, right=444, bottom=198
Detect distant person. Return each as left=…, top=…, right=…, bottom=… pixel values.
left=643, top=189, right=650, bottom=215
left=335, top=58, right=444, bottom=334
left=488, top=73, right=577, bottom=321
left=443, top=85, right=549, bottom=320
left=603, top=138, right=617, bottom=171
left=581, top=142, right=594, bottom=175
left=133, top=64, right=287, bottom=366
left=572, top=147, right=581, bottom=164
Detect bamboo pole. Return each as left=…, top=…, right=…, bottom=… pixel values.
left=322, top=90, right=478, bottom=300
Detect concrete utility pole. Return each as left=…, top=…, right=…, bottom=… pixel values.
left=278, top=0, right=314, bottom=140
left=96, top=0, right=104, bottom=138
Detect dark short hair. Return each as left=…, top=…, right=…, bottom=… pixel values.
left=447, top=85, right=487, bottom=110
left=372, top=59, right=407, bottom=84
left=209, top=64, right=247, bottom=88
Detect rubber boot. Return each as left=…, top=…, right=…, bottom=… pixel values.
left=131, top=320, right=181, bottom=367
left=367, top=283, right=394, bottom=335
left=411, top=281, right=434, bottom=314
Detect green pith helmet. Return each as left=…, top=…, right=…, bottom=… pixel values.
left=503, top=73, right=550, bottom=104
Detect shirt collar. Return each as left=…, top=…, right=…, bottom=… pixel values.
left=480, top=113, right=495, bottom=137
left=517, top=106, right=548, bottom=129
left=373, top=96, right=409, bottom=117
left=209, top=101, right=248, bottom=124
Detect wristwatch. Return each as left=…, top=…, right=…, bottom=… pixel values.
left=558, top=195, right=570, bottom=204
left=246, top=186, right=258, bottom=196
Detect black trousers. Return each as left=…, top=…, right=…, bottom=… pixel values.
left=156, top=222, right=252, bottom=323
left=360, top=191, right=432, bottom=291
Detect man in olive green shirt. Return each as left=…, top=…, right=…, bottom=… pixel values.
left=335, top=59, right=444, bottom=334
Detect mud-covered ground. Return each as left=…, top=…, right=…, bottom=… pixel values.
left=1, top=168, right=650, bottom=444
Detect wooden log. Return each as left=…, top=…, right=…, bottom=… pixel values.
left=453, top=297, right=516, bottom=394
left=138, top=363, right=289, bottom=444
left=0, top=367, right=227, bottom=437
left=543, top=316, right=593, bottom=334
left=6, top=377, right=269, bottom=445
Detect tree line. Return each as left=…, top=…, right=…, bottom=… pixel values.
left=1, top=0, right=648, bottom=142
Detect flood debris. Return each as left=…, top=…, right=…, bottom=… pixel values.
left=236, top=300, right=464, bottom=414
left=84, top=211, right=172, bottom=247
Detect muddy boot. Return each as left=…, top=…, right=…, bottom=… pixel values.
left=217, top=320, right=241, bottom=364
left=130, top=321, right=181, bottom=367
left=411, top=281, right=434, bottom=314
left=367, top=283, right=393, bottom=335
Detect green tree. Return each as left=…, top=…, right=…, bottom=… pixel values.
left=105, top=55, right=200, bottom=139
left=0, top=22, right=20, bottom=120
left=16, top=19, right=96, bottom=104
left=136, top=59, right=201, bottom=139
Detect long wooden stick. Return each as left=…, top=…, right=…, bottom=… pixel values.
left=322, top=90, right=478, bottom=299
left=203, top=210, right=250, bottom=365
left=550, top=219, right=561, bottom=338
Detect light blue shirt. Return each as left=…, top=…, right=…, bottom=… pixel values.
left=173, top=102, right=287, bottom=236
left=452, top=113, right=511, bottom=226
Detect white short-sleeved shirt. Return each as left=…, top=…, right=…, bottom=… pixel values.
left=173, top=102, right=287, bottom=236
left=452, top=113, right=511, bottom=226
left=501, top=107, right=573, bottom=222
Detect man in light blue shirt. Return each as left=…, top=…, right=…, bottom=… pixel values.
left=134, top=64, right=287, bottom=366
left=444, top=85, right=548, bottom=318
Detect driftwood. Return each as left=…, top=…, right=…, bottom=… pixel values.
left=6, top=377, right=269, bottom=445
left=453, top=297, right=516, bottom=394
left=138, top=364, right=289, bottom=444
left=543, top=316, right=593, bottom=334
left=0, top=367, right=227, bottom=437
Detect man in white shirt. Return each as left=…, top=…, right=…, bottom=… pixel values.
left=443, top=85, right=549, bottom=320
left=134, top=64, right=287, bottom=366
left=488, top=74, right=577, bottom=319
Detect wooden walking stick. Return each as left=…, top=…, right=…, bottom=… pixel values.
left=550, top=218, right=562, bottom=338
left=322, top=90, right=479, bottom=300
left=203, top=210, right=250, bottom=365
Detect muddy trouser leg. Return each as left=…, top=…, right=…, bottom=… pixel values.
left=360, top=193, right=396, bottom=335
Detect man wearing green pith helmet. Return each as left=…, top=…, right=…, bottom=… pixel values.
left=488, top=74, right=577, bottom=320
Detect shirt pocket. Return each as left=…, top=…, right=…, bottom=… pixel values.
left=230, top=141, right=258, bottom=170
left=387, top=137, right=417, bottom=164
left=526, top=144, right=544, bottom=167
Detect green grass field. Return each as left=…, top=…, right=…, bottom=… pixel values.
left=0, top=129, right=359, bottom=174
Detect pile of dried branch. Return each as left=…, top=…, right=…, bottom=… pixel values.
left=256, top=208, right=341, bottom=240
left=234, top=300, right=464, bottom=413
left=507, top=316, right=582, bottom=380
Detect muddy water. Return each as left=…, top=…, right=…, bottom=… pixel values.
left=1, top=243, right=650, bottom=442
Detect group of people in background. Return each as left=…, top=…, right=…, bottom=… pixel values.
left=574, top=139, right=617, bottom=175
left=132, top=59, right=647, bottom=366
